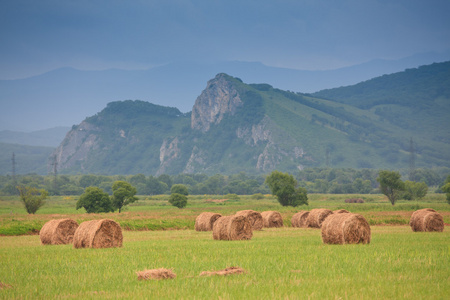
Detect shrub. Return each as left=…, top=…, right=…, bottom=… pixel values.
left=169, top=193, right=187, bottom=209
left=17, top=186, right=48, bottom=214
left=76, top=187, right=113, bottom=213
left=252, top=193, right=264, bottom=200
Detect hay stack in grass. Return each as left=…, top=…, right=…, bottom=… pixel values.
left=409, top=208, right=444, bottom=232
left=291, top=211, right=310, bottom=228
left=212, top=215, right=252, bottom=241
left=306, top=209, right=334, bottom=228
left=137, top=268, right=176, bottom=280
left=195, top=212, right=222, bottom=231
left=200, top=266, right=246, bottom=276
left=40, top=218, right=79, bottom=245
left=235, top=210, right=263, bottom=230
left=73, top=219, right=123, bottom=249
left=321, top=213, right=371, bottom=244
left=333, top=209, right=350, bottom=214
left=261, top=211, right=283, bottom=228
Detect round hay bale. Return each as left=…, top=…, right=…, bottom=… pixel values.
left=212, top=215, right=253, bottom=241
left=235, top=210, right=263, bottom=230
left=333, top=209, right=350, bottom=214
left=195, top=212, right=222, bottom=231
left=306, top=209, right=334, bottom=228
left=261, top=211, right=283, bottom=228
left=40, top=218, right=79, bottom=245
left=291, top=211, right=310, bottom=228
left=73, top=219, right=123, bottom=249
left=409, top=208, right=444, bottom=232
left=321, top=213, right=371, bottom=245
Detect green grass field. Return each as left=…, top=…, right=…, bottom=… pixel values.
left=0, top=193, right=449, bottom=299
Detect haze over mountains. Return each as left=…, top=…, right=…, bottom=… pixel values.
left=1, top=51, right=449, bottom=132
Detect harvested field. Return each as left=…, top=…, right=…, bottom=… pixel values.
left=291, top=211, right=310, bottom=228
left=261, top=211, right=283, bottom=228
left=136, top=268, right=176, bottom=280
left=321, top=213, right=371, bottom=244
left=73, top=219, right=123, bottom=249
left=410, top=208, right=444, bottom=232
left=212, top=215, right=252, bottom=240
left=306, top=209, right=334, bottom=228
left=39, top=218, right=78, bottom=245
left=199, top=267, right=246, bottom=276
left=195, top=212, right=222, bottom=231
left=235, top=210, right=263, bottom=230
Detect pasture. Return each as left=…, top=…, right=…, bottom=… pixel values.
left=0, top=193, right=449, bottom=299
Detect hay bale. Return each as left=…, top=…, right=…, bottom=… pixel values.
left=235, top=210, right=263, bottom=230
left=409, top=208, right=444, bottom=232
left=73, top=219, right=123, bottom=249
left=261, top=211, right=283, bottom=228
left=321, top=213, right=371, bottom=245
left=195, top=212, right=222, bottom=231
left=137, top=268, right=176, bottom=280
left=333, top=209, right=350, bottom=214
left=291, top=211, right=310, bottom=228
left=306, top=209, right=334, bottom=228
left=40, top=218, right=79, bottom=245
left=212, top=215, right=253, bottom=241
left=200, top=266, right=246, bottom=276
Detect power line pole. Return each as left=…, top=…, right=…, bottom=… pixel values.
left=11, top=152, right=17, bottom=186
left=409, top=137, right=416, bottom=181
left=51, top=155, right=58, bottom=193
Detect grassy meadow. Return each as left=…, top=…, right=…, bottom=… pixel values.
left=0, top=193, right=449, bottom=299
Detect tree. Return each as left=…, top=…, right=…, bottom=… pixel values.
left=76, top=186, right=113, bottom=213
left=111, top=181, right=138, bottom=213
left=442, top=175, right=450, bottom=205
left=402, top=181, right=428, bottom=200
left=169, top=193, right=187, bottom=209
left=376, top=170, right=405, bottom=205
left=265, top=170, right=308, bottom=207
left=17, top=186, right=48, bottom=214
left=170, top=184, right=189, bottom=196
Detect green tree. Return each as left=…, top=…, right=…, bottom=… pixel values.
left=265, top=170, right=308, bottom=207
left=442, top=175, right=450, bottom=204
left=76, top=186, right=113, bottom=213
left=111, top=181, right=138, bottom=213
left=403, top=181, right=428, bottom=200
left=376, top=170, right=405, bottom=205
left=170, top=184, right=189, bottom=196
left=17, top=186, right=48, bottom=214
left=169, top=193, right=187, bottom=209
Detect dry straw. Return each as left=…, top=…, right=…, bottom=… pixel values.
left=199, top=266, right=246, bottom=276
left=40, top=218, right=79, bottom=245
left=409, top=208, right=444, bottom=232
left=321, top=213, right=371, bottom=245
left=261, top=211, right=283, bottom=228
left=235, top=210, right=263, bottom=230
left=333, top=209, right=350, bottom=214
left=195, top=212, right=222, bottom=231
left=136, top=268, right=176, bottom=280
left=212, top=215, right=253, bottom=241
left=291, top=211, right=310, bottom=228
left=73, top=219, right=123, bottom=249
left=306, top=209, right=334, bottom=228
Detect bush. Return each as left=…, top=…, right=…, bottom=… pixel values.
left=252, top=193, right=264, bottom=200
left=169, top=193, right=187, bottom=209
left=17, top=186, right=48, bottom=214
left=76, top=187, right=113, bottom=213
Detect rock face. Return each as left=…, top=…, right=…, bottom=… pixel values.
left=191, top=73, right=243, bottom=132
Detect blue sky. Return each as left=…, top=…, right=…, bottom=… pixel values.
left=1, top=0, right=450, bottom=79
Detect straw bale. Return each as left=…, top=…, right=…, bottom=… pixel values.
left=212, top=215, right=253, bottom=241
left=261, top=211, right=283, bottom=228
left=306, top=209, right=334, bottom=228
left=195, top=212, right=222, bottom=231
left=137, top=268, right=176, bottom=280
left=200, top=266, right=246, bottom=276
left=40, top=218, right=79, bottom=245
left=321, top=213, right=371, bottom=245
left=73, top=219, right=123, bottom=249
left=333, top=209, right=350, bottom=214
left=291, top=211, right=310, bottom=228
left=235, top=210, right=263, bottom=230
left=409, top=208, right=444, bottom=232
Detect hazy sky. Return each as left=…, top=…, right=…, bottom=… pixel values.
left=1, top=0, right=450, bottom=79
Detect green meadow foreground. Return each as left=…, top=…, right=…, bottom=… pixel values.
left=0, top=194, right=449, bottom=299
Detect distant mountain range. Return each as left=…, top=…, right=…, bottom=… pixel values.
left=1, top=51, right=450, bottom=132
left=46, top=61, right=450, bottom=175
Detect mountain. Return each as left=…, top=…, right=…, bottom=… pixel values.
left=2, top=51, right=450, bottom=131
left=51, top=62, right=450, bottom=175
left=0, top=127, right=70, bottom=147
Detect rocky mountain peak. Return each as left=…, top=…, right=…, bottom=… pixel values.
left=191, top=73, right=243, bottom=132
